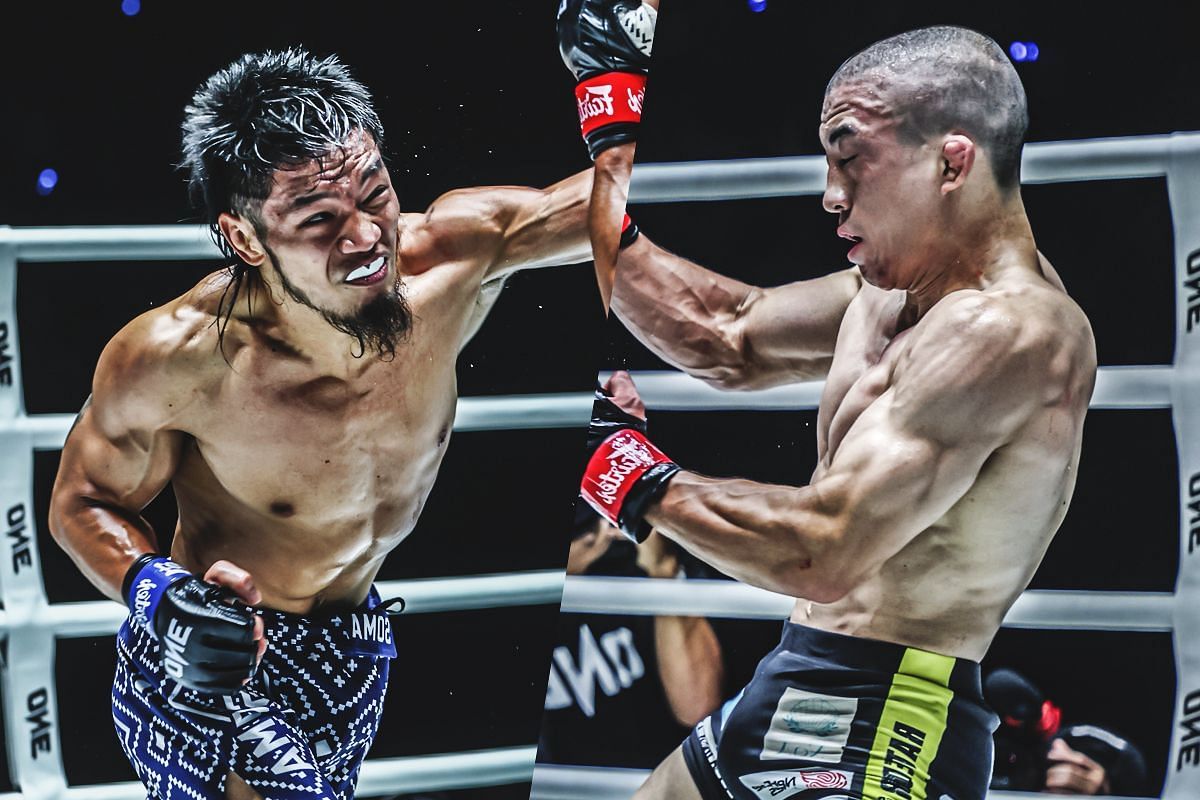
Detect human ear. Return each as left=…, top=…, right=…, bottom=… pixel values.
left=217, top=212, right=267, bottom=267
left=940, top=135, right=976, bottom=195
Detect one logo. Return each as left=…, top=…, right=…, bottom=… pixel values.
left=162, top=619, right=192, bottom=679
left=578, top=85, right=615, bottom=124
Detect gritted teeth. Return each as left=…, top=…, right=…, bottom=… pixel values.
left=345, top=256, right=386, bottom=283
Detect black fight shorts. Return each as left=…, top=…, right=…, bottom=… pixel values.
left=682, top=623, right=998, bottom=800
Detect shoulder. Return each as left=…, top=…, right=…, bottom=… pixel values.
left=399, top=188, right=513, bottom=273
left=91, top=272, right=230, bottom=434
left=895, top=286, right=1094, bottom=441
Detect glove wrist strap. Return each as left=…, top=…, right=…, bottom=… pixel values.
left=582, top=428, right=675, bottom=541
left=125, top=556, right=191, bottom=632
left=619, top=213, right=641, bottom=249
left=576, top=71, right=646, bottom=139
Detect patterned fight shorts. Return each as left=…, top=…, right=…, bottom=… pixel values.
left=682, top=623, right=999, bottom=800
left=112, top=587, right=399, bottom=799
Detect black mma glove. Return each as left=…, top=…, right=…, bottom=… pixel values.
left=579, top=381, right=679, bottom=542
left=124, top=555, right=258, bottom=694
left=557, top=0, right=655, bottom=159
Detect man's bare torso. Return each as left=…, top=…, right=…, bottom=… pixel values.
left=794, top=266, right=1096, bottom=660
left=155, top=214, right=484, bottom=614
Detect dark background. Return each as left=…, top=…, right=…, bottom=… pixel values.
left=586, top=0, right=1195, bottom=795
left=1, top=1, right=606, bottom=798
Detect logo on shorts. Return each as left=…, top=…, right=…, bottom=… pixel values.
left=237, top=717, right=316, bottom=775
left=739, top=769, right=852, bottom=800
left=577, top=85, right=615, bottom=124
left=760, top=687, right=857, bottom=762
left=351, top=612, right=393, bottom=645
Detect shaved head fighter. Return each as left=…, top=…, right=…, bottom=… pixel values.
left=579, top=26, right=1096, bottom=800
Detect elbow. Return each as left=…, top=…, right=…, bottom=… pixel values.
left=771, top=520, right=856, bottom=603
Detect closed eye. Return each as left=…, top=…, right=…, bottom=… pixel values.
left=837, top=155, right=857, bottom=168
left=364, top=186, right=389, bottom=205
left=301, top=212, right=332, bottom=227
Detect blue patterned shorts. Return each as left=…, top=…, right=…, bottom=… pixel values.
left=112, top=587, right=399, bottom=799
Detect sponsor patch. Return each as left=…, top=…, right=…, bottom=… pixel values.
left=739, top=768, right=853, bottom=800
left=761, top=687, right=857, bottom=763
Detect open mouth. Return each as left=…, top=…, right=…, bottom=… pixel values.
left=343, top=255, right=388, bottom=286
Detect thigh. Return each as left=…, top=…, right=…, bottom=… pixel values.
left=635, top=746, right=706, bottom=800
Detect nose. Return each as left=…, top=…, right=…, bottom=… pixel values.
left=822, top=170, right=850, bottom=216
left=338, top=211, right=382, bottom=254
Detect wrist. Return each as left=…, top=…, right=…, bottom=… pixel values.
left=582, top=428, right=679, bottom=542
left=124, top=555, right=192, bottom=631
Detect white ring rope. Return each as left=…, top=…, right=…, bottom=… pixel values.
left=626, top=132, right=1200, bottom=203
left=2, top=130, right=1196, bottom=798
left=527, top=764, right=1147, bottom=800
left=559, top=577, right=1174, bottom=632
left=0, top=746, right=537, bottom=800
left=0, top=570, right=567, bottom=637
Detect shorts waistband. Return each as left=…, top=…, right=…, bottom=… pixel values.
left=778, top=621, right=983, bottom=700
left=255, top=585, right=389, bottom=624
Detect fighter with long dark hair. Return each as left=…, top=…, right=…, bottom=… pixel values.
left=50, top=48, right=594, bottom=800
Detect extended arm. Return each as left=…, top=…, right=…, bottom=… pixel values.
left=611, top=236, right=861, bottom=389
left=412, top=169, right=594, bottom=285
left=642, top=297, right=1053, bottom=600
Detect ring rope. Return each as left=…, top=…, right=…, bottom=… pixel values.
left=558, top=577, right=1173, bottom=631
left=527, top=764, right=1146, bottom=800
left=0, top=569, right=567, bottom=638
left=626, top=132, right=1200, bottom=203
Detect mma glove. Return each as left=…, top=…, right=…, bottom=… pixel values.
left=123, top=554, right=258, bottom=694
left=558, top=0, right=656, bottom=159
left=580, top=384, right=679, bottom=543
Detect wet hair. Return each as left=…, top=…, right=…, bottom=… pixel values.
left=179, top=47, right=386, bottom=353
left=827, top=26, right=1028, bottom=191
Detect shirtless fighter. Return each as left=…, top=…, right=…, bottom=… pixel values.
left=579, top=27, right=1097, bottom=800
left=49, top=49, right=594, bottom=800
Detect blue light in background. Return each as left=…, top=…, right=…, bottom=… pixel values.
left=121, top=0, right=141, bottom=16
left=1009, top=41, right=1040, bottom=62
left=748, top=0, right=767, bottom=12
left=36, top=168, right=58, bottom=197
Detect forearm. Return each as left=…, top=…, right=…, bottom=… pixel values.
left=655, top=613, right=724, bottom=726
left=590, top=143, right=636, bottom=310
left=49, top=495, right=160, bottom=603
left=611, top=238, right=759, bottom=388
left=645, top=471, right=843, bottom=601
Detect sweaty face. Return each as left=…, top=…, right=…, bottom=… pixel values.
left=255, top=134, right=410, bottom=355
left=819, top=79, right=943, bottom=290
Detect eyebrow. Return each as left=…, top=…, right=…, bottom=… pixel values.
left=287, top=157, right=385, bottom=212
left=826, top=123, right=858, bottom=148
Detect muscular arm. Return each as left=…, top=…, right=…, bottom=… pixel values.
left=413, top=169, right=594, bottom=284
left=644, top=296, right=1057, bottom=601
left=48, top=320, right=188, bottom=602
left=611, top=237, right=861, bottom=389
